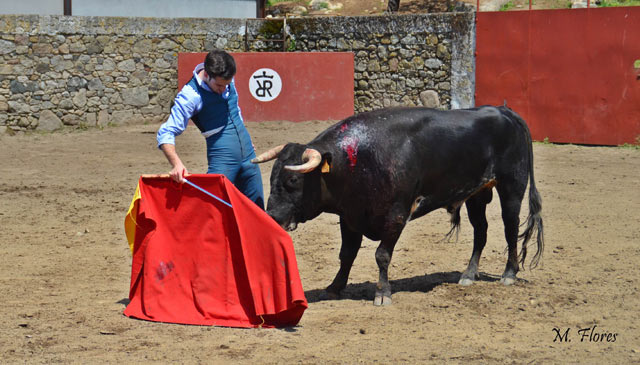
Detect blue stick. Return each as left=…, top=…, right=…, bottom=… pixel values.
left=183, top=178, right=233, bottom=208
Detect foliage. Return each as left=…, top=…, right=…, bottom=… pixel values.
left=266, top=0, right=292, bottom=6
left=619, top=143, right=640, bottom=150
left=258, top=19, right=284, bottom=39
left=619, top=135, right=640, bottom=149
left=598, top=0, right=640, bottom=6
left=286, top=37, right=297, bottom=51
left=533, top=137, right=553, bottom=146
left=499, top=0, right=578, bottom=10
left=500, top=1, right=517, bottom=10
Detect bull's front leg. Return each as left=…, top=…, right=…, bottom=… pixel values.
left=373, top=216, right=404, bottom=306
left=326, top=217, right=363, bottom=298
left=374, top=234, right=401, bottom=306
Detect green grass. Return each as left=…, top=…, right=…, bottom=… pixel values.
left=619, top=143, right=640, bottom=150
left=499, top=1, right=517, bottom=10
left=533, top=139, right=554, bottom=147
left=619, top=135, right=640, bottom=149
left=497, top=0, right=640, bottom=9
left=598, top=0, right=640, bottom=6
left=266, top=0, right=293, bottom=7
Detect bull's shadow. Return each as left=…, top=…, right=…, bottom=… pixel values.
left=304, top=271, right=500, bottom=303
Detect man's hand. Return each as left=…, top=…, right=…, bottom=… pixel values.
left=169, top=163, right=189, bottom=183
left=160, top=143, right=190, bottom=183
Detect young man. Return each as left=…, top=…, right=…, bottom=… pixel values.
left=156, top=49, right=264, bottom=209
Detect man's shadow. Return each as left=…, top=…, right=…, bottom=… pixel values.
left=304, top=271, right=501, bottom=303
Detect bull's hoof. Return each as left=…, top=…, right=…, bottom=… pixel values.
left=458, top=278, right=474, bottom=286
left=325, top=284, right=343, bottom=300
left=373, top=295, right=392, bottom=306
left=500, top=277, right=516, bottom=286
left=326, top=291, right=340, bottom=300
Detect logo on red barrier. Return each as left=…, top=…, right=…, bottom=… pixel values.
left=249, top=68, right=282, bottom=102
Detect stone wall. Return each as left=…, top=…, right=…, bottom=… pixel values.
left=0, top=12, right=475, bottom=134
left=285, top=13, right=475, bottom=112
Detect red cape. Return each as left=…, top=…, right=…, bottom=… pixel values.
left=124, top=174, right=307, bottom=328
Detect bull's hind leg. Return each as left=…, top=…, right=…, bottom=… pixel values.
left=459, top=188, right=493, bottom=286
left=326, top=217, right=363, bottom=298
left=497, top=179, right=527, bottom=285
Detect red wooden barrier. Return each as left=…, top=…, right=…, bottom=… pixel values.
left=178, top=52, right=354, bottom=122
left=476, top=7, right=640, bottom=145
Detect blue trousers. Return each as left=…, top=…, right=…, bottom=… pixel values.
left=205, top=121, right=264, bottom=210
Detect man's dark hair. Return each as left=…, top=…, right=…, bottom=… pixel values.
left=204, top=49, right=236, bottom=80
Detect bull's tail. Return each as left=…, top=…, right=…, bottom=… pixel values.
left=443, top=205, right=462, bottom=242
left=500, top=107, right=545, bottom=270
left=520, top=170, right=544, bottom=269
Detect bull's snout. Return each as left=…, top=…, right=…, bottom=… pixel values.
left=266, top=209, right=298, bottom=232
left=284, top=222, right=298, bottom=231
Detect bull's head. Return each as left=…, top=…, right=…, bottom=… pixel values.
left=252, top=143, right=326, bottom=231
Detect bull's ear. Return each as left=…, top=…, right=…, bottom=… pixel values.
left=321, top=153, right=332, bottom=174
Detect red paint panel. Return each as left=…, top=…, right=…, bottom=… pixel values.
left=477, top=8, right=640, bottom=145
left=475, top=11, right=531, bottom=134
left=178, top=52, right=354, bottom=122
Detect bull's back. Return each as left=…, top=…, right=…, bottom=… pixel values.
left=320, top=106, right=519, bottom=210
left=370, top=106, right=512, bottom=177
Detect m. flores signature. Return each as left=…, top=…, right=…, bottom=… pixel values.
left=553, top=325, right=618, bottom=343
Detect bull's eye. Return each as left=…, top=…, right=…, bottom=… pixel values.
left=284, top=175, right=299, bottom=192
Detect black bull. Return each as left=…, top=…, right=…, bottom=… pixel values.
left=252, top=106, right=544, bottom=306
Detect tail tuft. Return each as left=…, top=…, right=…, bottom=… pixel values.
left=443, top=205, right=462, bottom=242
left=518, top=185, right=544, bottom=269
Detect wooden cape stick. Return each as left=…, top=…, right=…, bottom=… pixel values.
left=139, top=174, right=233, bottom=208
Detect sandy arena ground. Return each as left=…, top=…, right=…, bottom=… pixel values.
left=1, top=120, right=639, bottom=363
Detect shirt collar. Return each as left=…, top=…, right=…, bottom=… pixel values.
left=193, top=63, right=231, bottom=99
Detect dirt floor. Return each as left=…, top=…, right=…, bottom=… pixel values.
left=1, top=119, right=639, bottom=363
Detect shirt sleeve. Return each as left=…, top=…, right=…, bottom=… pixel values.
left=156, top=85, right=200, bottom=148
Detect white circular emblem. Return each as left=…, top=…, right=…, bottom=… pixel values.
left=248, top=68, right=282, bottom=102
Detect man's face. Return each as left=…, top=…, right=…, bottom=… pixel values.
left=205, top=75, right=232, bottom=95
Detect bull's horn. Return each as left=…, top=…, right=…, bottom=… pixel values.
left=284, top=148, right=322, bottom=173
left=251, top=144, right=285, bottom=164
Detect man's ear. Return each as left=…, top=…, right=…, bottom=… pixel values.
left=321, top=153, right=332, bottom=174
